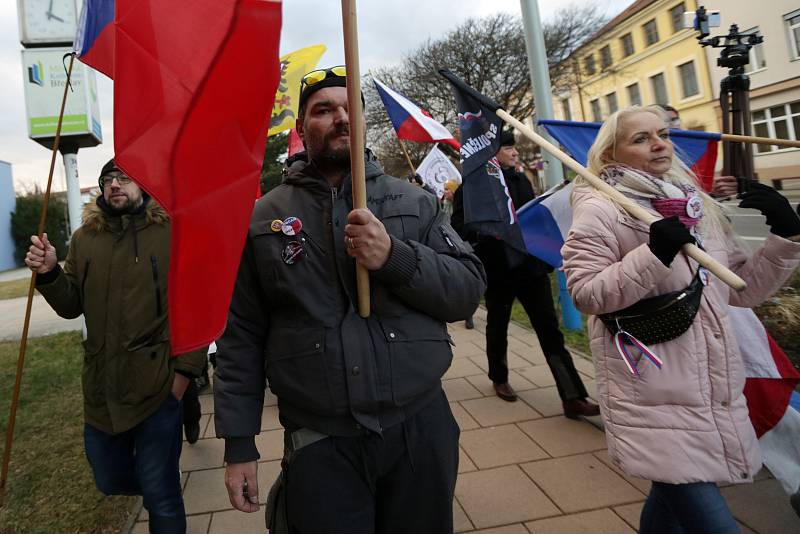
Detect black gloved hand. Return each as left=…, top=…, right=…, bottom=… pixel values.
left=738, top=182, right=800, bottom=238
left=648, top=216, right=696, bottom=267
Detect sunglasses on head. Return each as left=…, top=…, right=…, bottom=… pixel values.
left=100, top=173, right=132, bottom=188
left=300, top=65, right=347, bottom=93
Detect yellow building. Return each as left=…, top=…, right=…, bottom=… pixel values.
left=553, top=0, right=718, bottom=131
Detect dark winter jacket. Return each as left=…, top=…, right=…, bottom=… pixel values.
left=36, top=196, right=207, bottom=434
left=451, top=167, right=552, bottom=284
left=214, top=151, right=486, bottom=462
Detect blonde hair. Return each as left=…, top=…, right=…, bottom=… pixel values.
left=576, top=105, right=730, bottom=239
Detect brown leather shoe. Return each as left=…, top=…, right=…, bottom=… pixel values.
left=563, top=398, right=600, bottom=419
left=493, top=382, right=518, bottom=402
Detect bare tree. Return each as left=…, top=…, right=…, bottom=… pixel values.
left=363, top=5, right=607, bottom=177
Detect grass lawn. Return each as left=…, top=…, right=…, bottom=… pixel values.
left=0, top=332, right=135, bottom=533
left=0, top=278, right=31, bottom=301
left=509, top=272, right=591, bottom=356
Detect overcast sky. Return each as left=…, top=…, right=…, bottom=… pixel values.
left=0, top=0, right=630, bottom=192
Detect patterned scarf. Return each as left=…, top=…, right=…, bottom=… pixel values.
left=601, top=165, right=703, bottom=228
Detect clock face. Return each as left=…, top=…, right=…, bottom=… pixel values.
left=19, top=0, right=79, bottom=45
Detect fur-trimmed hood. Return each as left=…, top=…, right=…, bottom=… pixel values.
left=81, top=194, right=169, bottom=233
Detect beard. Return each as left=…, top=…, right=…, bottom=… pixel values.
left=306, top=123, right=352, bottom=169
left=105, top=194, right=141, bottom=215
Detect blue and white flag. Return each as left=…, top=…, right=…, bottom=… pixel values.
left=516, top=182, right=573, bottom=268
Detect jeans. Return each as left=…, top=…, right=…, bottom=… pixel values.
left=84, top=393, right=186, bottom=534
left=639, top=481, right=739, bottom=533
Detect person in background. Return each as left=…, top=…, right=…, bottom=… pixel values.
left=563, top=105, right=800, bottom=533
left=25, top=160, right=207, bottom=533
left=661, top=104, right=738, bottom=198
left=452, top=131, right=599, bottom=419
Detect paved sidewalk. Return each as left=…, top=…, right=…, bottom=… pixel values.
left=133, top=308, right=799, bottom=533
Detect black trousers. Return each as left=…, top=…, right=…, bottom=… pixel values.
left=283, top=390, right=459, bottom=534
left=485, top=272, right=587, bottom=402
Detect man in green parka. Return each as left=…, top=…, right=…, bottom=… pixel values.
left=25, top=159, right=206, bottom=534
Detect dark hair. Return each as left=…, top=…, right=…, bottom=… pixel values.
left=660, top=104, right=679, bottom=117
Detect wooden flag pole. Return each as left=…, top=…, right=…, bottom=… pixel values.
left=496, top=108, right=748, bottom=292
left=0, top=53, right=75, bottom=508
left=718, top=133, right=800, bottom=149
left=397, top=138, right=417, bottom=176
left=341, top=0, right=370, bottom=317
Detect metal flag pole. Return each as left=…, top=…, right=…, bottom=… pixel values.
left=520, top=0, right=582, bottom=330
left=341, top=0, right=371, bottom=317
left=0, top=53, right=76, bottom=508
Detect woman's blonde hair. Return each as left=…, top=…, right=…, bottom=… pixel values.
left=575, top=105, right=730, bottom=239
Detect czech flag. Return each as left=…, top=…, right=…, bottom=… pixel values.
left=74, top=0, right=282, bottom=354
left=373, top=79, right=460, bottom=150
left=74, top=0, right=115, bottom=78
left=730, top=306, right=800, bottom=496
left=538, top=119, right=721, bottom=192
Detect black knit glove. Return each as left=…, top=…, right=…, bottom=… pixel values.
left=738, top=182, right=800, bottom=238
left=648, top=216, right=696, bottom=267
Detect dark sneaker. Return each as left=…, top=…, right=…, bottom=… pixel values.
left=465, top=317, right=475, bottom=329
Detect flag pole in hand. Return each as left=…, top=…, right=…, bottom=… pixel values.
left=341, top=0, right=370, bottom=317
left=0, top=53, right=75, bottom=508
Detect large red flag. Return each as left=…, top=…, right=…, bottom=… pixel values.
left=111, top=0, right=282, bottom=353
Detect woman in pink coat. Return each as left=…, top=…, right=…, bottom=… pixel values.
left=561, top=106, right=800, bottom=533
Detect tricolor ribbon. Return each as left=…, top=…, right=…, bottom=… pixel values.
left=613, top=329, right=664, bottom=376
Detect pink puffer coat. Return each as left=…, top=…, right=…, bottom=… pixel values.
left=562, top=187, right=800, bottom=484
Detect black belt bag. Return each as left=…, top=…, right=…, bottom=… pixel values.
left=598, top=272, right=704, bottom=345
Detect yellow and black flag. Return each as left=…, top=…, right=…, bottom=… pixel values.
left=268, top=44, right=326, bottom=136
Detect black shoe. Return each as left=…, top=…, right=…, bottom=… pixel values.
left=184, top=421, right=200, bottom=444
left=791, top=487, right=800, bottom=518
left=465, top=317, right=475, bottom=330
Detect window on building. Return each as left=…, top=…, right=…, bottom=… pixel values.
left=670, top=3, right=686, bottom=33
left=600, top=45, right=612, bottom=68
left=585, top=54, right=596, bottom=75
left=785, top=10, right=800, bottom=59
left=742, top=27, right=767, bottom=72
left=751, top=102, right=800, bottom=153
left=644, top=19, right=659, bottom=46
left=677, top=60, right=699, bottom=98
left=627, top=83, right=642, bottom=106
left=650, top=73, right=669, bottom=105
left=606, top=92, right=619, bottom=114
left=621, top=33, right=635, bottom=57
left=561, top=97, right=572, bottom=121
left=590, top=99, right=602, bottom=122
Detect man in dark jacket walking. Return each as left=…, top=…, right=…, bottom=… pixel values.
left=25, top=161, right=207, bottom=533
left=214, top=67, right=485, bottom=533
left=451, top=132, right=598, bottom=418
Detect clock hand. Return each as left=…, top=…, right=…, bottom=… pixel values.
left=49, top=13, right=65, bottom=22
left=46, top=0, right=54, bottom=19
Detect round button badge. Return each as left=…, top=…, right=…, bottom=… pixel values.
left=281, top=216, right=303, bottom=236
left=281, top=241, right=305, bottom=265
left=270, top=219, right=284, bottom=233
left=686, top=195, right=703, bottom=219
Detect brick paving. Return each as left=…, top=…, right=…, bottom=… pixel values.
left=132, top=308, right=800, bottom=533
